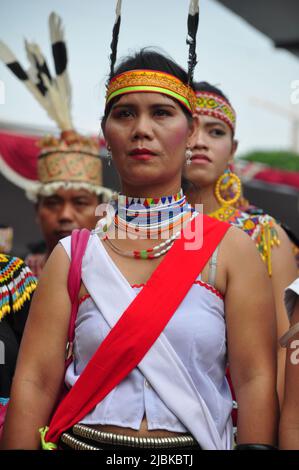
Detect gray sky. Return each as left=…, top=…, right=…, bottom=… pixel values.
left=0, top=0, right=299, bottom=155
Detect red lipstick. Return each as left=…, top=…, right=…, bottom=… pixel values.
left=129, top=148, right=157, bottom=160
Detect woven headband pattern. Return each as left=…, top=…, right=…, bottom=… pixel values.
left=196, top=91, right=236, bottom=132
left=106, top=70, right=197, bottom=114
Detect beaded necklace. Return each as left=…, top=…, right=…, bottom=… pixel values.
left=97, top=190, right=196, bottom=259
left=114, top=190, right=190, bottom=237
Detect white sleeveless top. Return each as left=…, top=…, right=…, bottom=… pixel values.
left=285, top=278, right=299, bottom=320
left=60, top=233, right=232, bottom=437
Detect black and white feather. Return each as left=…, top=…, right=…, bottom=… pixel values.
left=109, top=0, right=122, bottom=78
left=186, top=0, right=199, bottom=84
left=0, top=12, right=72, bottom=131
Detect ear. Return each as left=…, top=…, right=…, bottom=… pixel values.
left=228, top=139, right=238, bottom=164
left=187, top=113, right=199, bottom=148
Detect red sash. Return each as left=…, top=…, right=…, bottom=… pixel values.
left=43, top=215, right=230, bottom=445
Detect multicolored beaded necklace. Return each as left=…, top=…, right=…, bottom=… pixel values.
left=100, top=190, right=196, bottom=259
left=209, top=205, right=280, bottom=276
left=114, top=190, right=189, bottom=236
left=0, top=254, right=37, bottom=320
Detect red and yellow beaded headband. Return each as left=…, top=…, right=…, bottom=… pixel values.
left=195, top=91, right=236, bottom=133
left=105, top=69, right=197, bottom=114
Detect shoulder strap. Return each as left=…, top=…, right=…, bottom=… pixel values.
left=208, top=245, right=220, bottom=287
left=44, top=215, right=230, bottom=445
left=65, top=229, right=90, bottom=363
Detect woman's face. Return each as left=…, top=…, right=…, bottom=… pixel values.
left=103, top=92, right=198, bottom=191
left=184, top=114, right=237, bottom=188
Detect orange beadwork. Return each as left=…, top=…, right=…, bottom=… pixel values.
left=209, top=205, right=280, bottom=276
left=106, top=69, right=197, bottom=113
left=0, top=255, right=37, bottom=320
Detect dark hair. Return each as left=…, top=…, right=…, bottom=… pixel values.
left=102, top=48, right=193, bottom=128
left=193, top=81, right=231, bottom=105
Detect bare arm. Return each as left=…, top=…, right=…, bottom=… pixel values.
left=225, top=227, right=279, bottom=445
left=270, top=224, right=297, bottom=407
left=1, top=244, right=71, bottom=449
left=279, top=297, right=299, bottom=449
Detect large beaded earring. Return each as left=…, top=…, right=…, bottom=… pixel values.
left=185, top=147, right=193, bottom=166
left=214, top=167, right=241, bottom=206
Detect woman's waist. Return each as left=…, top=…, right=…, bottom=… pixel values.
left=86, top=417, right=188, bottom=437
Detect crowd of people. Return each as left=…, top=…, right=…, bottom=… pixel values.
left=1, top=1, right=299, bottom=451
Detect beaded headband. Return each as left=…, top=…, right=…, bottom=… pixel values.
left=195, top=91, right=236, bottom=133
left=106, top=69, right=197, bottom=114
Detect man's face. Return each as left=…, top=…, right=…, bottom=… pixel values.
left=36, top=188, right=100, bottom=252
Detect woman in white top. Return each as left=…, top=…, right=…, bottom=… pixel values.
left=0, top=46, right=279, bottom=451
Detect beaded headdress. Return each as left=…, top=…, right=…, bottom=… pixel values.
left=0, top=13, right=113, bottom=202
left=105, top=0, right=199, bottom=114
left=195, top=91, right=236, bottom=133
left=106, top=69, right=197, bottom=113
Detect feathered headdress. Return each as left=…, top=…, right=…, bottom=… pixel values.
left=0, top=12, right=112, bottom=202
left=107, top=0, right=200, bottom=85
left=104, top=0, right=199, bottom=114
left=186, top=0, right=199, bottom=84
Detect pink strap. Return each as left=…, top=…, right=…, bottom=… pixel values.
left=66, top=229, right=90, bottom=363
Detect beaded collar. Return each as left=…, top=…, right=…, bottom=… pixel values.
left=94, top=189, right=195, bottom=239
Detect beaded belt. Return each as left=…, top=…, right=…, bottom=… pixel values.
left=60, top=424, right=199, bottom=451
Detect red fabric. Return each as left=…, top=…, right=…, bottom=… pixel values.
left=0, top=130, right=39, bottom=181
left=45, top=215, right=230, bottom=444
left=254, top=167, right=299, bottom=189
left=0, top=130, right=107, bottom=182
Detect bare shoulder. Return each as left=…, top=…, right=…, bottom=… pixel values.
left=28, top=243, right=71, bottom=325
left=274, top=222, right=295, bottom=249
left=35, top=243, right=70, bottom=294
left=271, top=222, right=297, bottom=276
left=39, top=243, right=70, bottom=280
left=221, top=224, right=260, bottom=260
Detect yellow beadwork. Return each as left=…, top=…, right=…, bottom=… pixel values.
left=209, top=206, right=280, bottom=276
left=196, top=91, right=236, bottom=132
left=0, top=256, right=37, bottom=320
left=214, top=171, right=242, bottom=206
left=106, top=69, right=197, bottom=113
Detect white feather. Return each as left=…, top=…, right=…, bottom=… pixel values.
left=1, top=12, right=73, bottom=131
left=115, top=0, right=122, bottom=21
left=41, top=73, right=72, bottom=130
left=24, top=40, right=40, bottom=83
left=189, top=0, right=199, bottom=16
left=0, top=40, right=18, bottom=64
left=48, top=11, right=72, bottom=122
left=49, top=12, right=63, bottom=45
